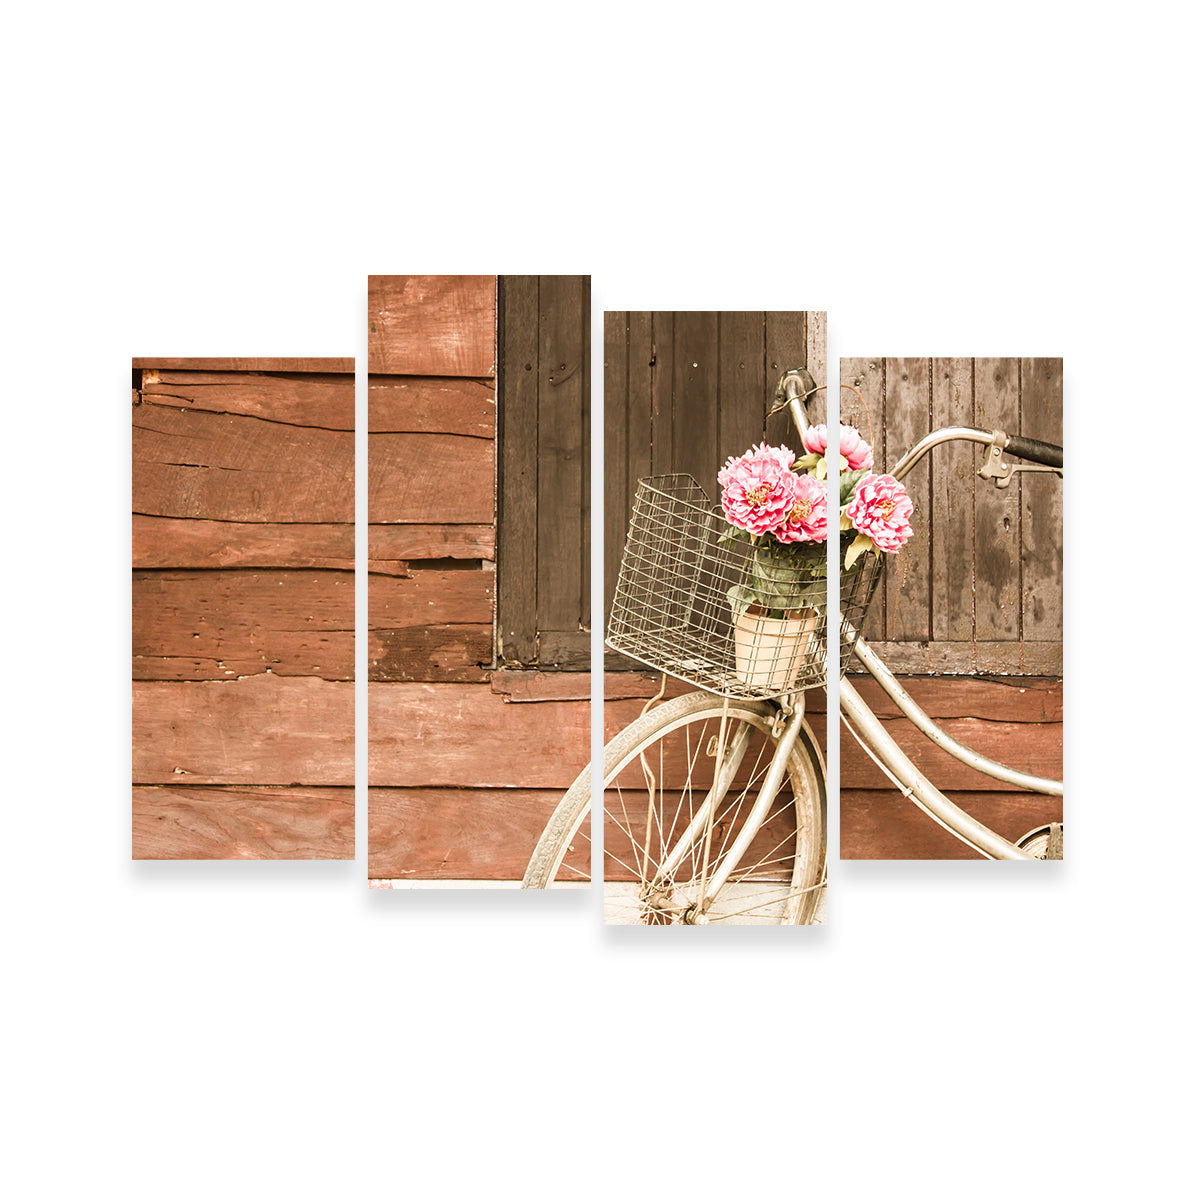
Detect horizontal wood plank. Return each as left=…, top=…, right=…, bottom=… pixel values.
left=133, top=676, right=353, bottom=785
left=141, top=370, right=354, bottom=429
left=368, top=523, right=494, bottom=566
left=369, top=570, right=493, bottom=628
left=841, top=714, right=1061, bottom=791
left=369, top=627, right=493, bottom=682
left=134, top=358, right=353, bottom=373
left=133, top=570, right=353, bottom=680
left=368, top=683, right=589, bottom=788
left=134, top=405, right=353, bottom=522
left=133, top=515, right=354, bottom=571
left=369, top=376, right=495, bottom=437
left=368, top=788, right=586, bottom=879
left=368, top=432, right=494, bottom=524
left=368, top=275, right=496, bottom=377
left=842, top=676, right=1062, bottom=722
left=133, top=785, right=353, bottom=859
left=853, top=640, right=1063, bottom=675
left=840, top=788, right=1064, bottom=859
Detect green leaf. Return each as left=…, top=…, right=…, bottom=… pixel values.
left=844, top=534, right=876, bottom=571
left=839, top=468, right=869, bottom=505
left=793, top=452, right=821, bottom=472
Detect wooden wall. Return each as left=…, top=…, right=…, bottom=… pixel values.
left=132, top=359, right=355, bottom=858
left=367, top=276, right=591, bottom=883
left=837, top=357, right=1064, bottom=858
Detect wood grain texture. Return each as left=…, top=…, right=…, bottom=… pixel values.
left=134, top=515, right=355, bottom=572
left=141, top=370, right=354, bottom=429
left=368, top=432, right=494, bottom=524
left=133, top=785, right=354, bottom=859
left=133, top=570, right=353, bottom=680
left=368, top=788, right=586, bottom=879
left=840, top=357, right=1062, bottom=674
left=368, top=376, right=495, bottom=437
left=368, top=523, right=494, bottom=567
left=133, top=676, right=353, bottom=786
left=840, top=789, right=1063, bottom=860
left=840, top=674, right=1062, bottom=858
left=368, top=275, right=496, bottom=377
left=134, top=404, right=353, bottom=523
left=496, top=276, right=590, bottom=668
left=134, top=358, right=353, bottom=373
left=368, top=683, right=590, bottom=789
left=133, top=362, right=355, bottom=860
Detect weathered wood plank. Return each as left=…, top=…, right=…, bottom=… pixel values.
left=844, top=675, right=1062, bottom=721
left=369, top=570, right=493, bottom=628
left=368, top=275, right=496, bottom=377
left=842, top=358, right=886, bottom=643
left=368, top=376, right=495, bottom=437
left=140, top=370, right=354, bottom=429
left=133, top=676, right=353, bottom=785
left=134, top=358, right=353, bottom=373
left=884, top=358, right=932, bottom=641
left=931, top=358, right=977, bottom=642
left=840, top=788, right=1063, bottom=860
left=671, top=311, right=721, bottom=488
left=603, top=310, right=630, bottom=621
left=368, top=788, right=586, bottom=880
left=763, top=310, right=810, bottom=446
left=134, top=515, right=354, bottom=571
left=133, top=785, right=354, bottom=859
left=851, top=639, right=1063, bottom=675
left=368, top=432, right=494, bottom=524
left=369, top=626, right=492, bottom=682
left=367, top=565, right=494, bottom=680
left=368, top=683, right=589, bottom=788
left=496, top=275, right=540, bottom=663
left=718, top=311, right=768, bottom=465
left=1020, top=358, right=1064, bottom=643
left=133, top=570, right=353, bottom=680
left=974, top=358, right=1022, bottom=639
left=841, top=714, right=1061, bottom=790
left=368, top=523, right=494, bottom=566
left=134, top=405, right=353, bottom=522
left=537, top=274, right=589, bottom=642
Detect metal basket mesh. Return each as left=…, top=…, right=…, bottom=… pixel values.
left=606, top=475, right=883, bottom=700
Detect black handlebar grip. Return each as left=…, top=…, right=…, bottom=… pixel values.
left=1005, top=434, right=1063, bottom=469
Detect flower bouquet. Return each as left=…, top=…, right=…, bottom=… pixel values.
left=717, top=426, right=913, bottom=689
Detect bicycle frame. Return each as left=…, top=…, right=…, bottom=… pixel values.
left=777, top=369, right=1063, bottom=860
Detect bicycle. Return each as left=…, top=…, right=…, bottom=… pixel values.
left=521, top=370, right=1064, bottom=922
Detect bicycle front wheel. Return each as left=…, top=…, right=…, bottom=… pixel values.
left=522, top=691, right=826, bottom=925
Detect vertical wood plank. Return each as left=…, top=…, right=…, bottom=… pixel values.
left=497, top=276, right=539, bottom=663
left=650, top=312, right=675, bottom=476
left=842, top=357, right=887, bottom=643
left=883, top=358, right=932, bottom=642
left=974, top=358, right=1022, bottom=639
left=1020, top=357, right=1064, bottom=643
left=537, top=275, right=587, bottom=638
left=763, top=311, right=809, bottom=446
left=718, top=313, right=767, bottom=466
left=931, top=357, right=977, bottom=644
left=604, top=312, right=630, bottom=617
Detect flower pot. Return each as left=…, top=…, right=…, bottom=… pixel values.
left=732, top=605, right=821, bottom=692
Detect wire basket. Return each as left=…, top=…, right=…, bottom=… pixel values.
left=606, top=475, right=883, bottom=700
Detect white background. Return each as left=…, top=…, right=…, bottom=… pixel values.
left=5, top=4, right=1192, bottom=1197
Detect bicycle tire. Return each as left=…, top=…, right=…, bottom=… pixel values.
left=522, top=691, right=826, bottom=924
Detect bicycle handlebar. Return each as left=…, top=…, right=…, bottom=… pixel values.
left=1003, top=433, right=1063, bottom=469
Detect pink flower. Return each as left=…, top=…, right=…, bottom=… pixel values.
left=802, top=424, right=874, bottom=471
left=774, top=471, right=828, bottom=544
left=845, top=473, right=913, bottom=552
left=718, top=443, right=800, bottom=537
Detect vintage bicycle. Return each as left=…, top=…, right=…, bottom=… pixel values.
left=521, top=370, right=1064, bottom=923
